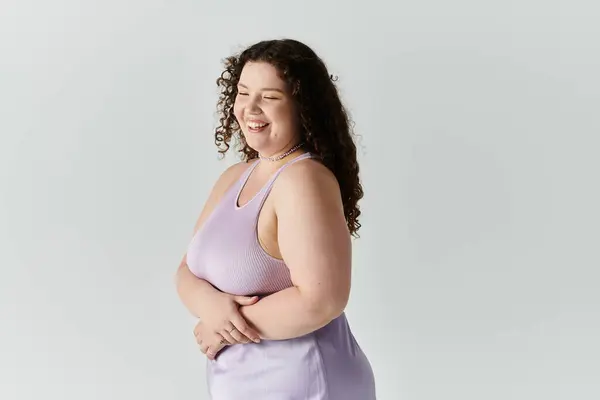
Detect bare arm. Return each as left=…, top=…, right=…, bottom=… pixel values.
left=174, top=254, right=222, bottom=318
left=239, top=160, right=352, bottom=340
left=174, top=161, right=257, bottom=321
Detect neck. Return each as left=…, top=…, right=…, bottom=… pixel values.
left=258, top=142, right=304, bottom=162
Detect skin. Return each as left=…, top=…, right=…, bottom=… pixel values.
left=175, top=61, right=352, bottom=359
left=234, top=61, right=301, bottom=159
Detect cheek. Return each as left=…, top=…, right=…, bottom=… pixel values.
left=271, top=105, right=295, bottom=125
left=233, top=102, right=243, bottom=122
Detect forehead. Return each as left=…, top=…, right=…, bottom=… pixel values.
left=238, top=61, right=286, bottom=89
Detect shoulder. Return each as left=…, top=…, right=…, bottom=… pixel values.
left=274, top=156, right=342, bottom=210
left=192, top=158, right=256, bottom=234
left=212, top=158, right=256, bottom=194
left=273, top=156, right=351, bottom=261
left=221, top=158, right=256, bottom=180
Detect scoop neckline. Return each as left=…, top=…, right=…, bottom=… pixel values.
left=234, top=152, right=312, bottom=210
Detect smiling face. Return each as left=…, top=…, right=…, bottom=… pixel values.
left=233, top=61, right=301, bottom=157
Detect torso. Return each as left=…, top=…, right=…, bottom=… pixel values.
left=185, top=151, right=377, bottom=399
left=186, top=151, right=315, bottom=297
left=210, top=156, right=297, bottom=261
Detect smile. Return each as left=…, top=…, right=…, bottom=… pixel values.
left=247, top=121, right=270, bottom=132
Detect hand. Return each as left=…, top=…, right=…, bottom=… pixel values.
left=193, top=321, right=228, bottom=360
left=201, top=291, right=261, bottom=345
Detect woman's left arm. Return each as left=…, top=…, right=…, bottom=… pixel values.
left=239, top=161, right=352, bottom=340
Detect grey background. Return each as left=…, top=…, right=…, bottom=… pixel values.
left=1, top=0, right=599, bottom=399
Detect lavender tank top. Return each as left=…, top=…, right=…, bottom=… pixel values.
left=186, top=152, right=313, bottom=295
left=185, top=151, right=377, bottom=399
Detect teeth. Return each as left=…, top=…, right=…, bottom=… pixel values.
left=248, top=122, right=267, bottom=129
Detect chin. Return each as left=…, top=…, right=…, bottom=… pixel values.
left=242, top=134, right=268, bottom=153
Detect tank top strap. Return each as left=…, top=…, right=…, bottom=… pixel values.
left=251, top=152, right=314, bottom=212
left=236, top=158, right=261, bottom=189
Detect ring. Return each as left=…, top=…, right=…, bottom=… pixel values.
left=228, top=327, right=237, bottom=333
left=220, top=338, right=228, bottom=345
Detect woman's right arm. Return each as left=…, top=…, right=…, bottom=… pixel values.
left=174, top=254, right=221, bottom=319
left=173, top=161, right=261, bottom=344
left=173, top=161, right=245, bottom=313
left=173, top=164, right=229, bottom=319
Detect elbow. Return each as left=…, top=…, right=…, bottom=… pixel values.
left=304, top=291, right=349, bottom=325
left=326, top=294, right=349, bottom=320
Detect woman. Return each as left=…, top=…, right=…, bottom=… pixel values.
left=175, top=38, right=376, bottom=399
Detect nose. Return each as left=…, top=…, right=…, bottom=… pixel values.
left=247, top=96, right=262, bottom=114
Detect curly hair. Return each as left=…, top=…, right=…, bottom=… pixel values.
left=213, top=38, right=363, bottom=237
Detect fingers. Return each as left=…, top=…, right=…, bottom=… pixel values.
left=232, top=295, right=259, bottom=306
left=193, top=322, right=205, bottom=344
left=224, top=326, right=250, bottom=344
left=197, top=339, right=218, bottom=360
left=207, top=340, right=228, bottom=360
left=200, top=344, right=216, bottom=360
left=204, top=338, right=228, bottom=361
left=231, top=315, right=261, bottom=343
left=205, top=347, right=216, bottom=360
left=197, top=339, right=209, bottom=355
left=196, top=330, right=228, bottom=361
left=219, top=328, right=239, bottom=345
left=220, top=321, right=249, bottom=344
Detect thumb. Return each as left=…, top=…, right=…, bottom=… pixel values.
left=233, top=295, right=259, bottom=306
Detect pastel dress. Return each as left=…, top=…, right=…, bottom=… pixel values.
left=186, top=152, right=377, bottom=399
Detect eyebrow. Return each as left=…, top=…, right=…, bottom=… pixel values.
left=237, top=83, right=285, bottom=93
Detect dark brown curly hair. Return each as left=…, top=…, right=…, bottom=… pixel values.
left=214, top=38, right=363, bottom=237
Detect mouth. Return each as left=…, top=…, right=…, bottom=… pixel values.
left=246, top=121, right=270, bottom=133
